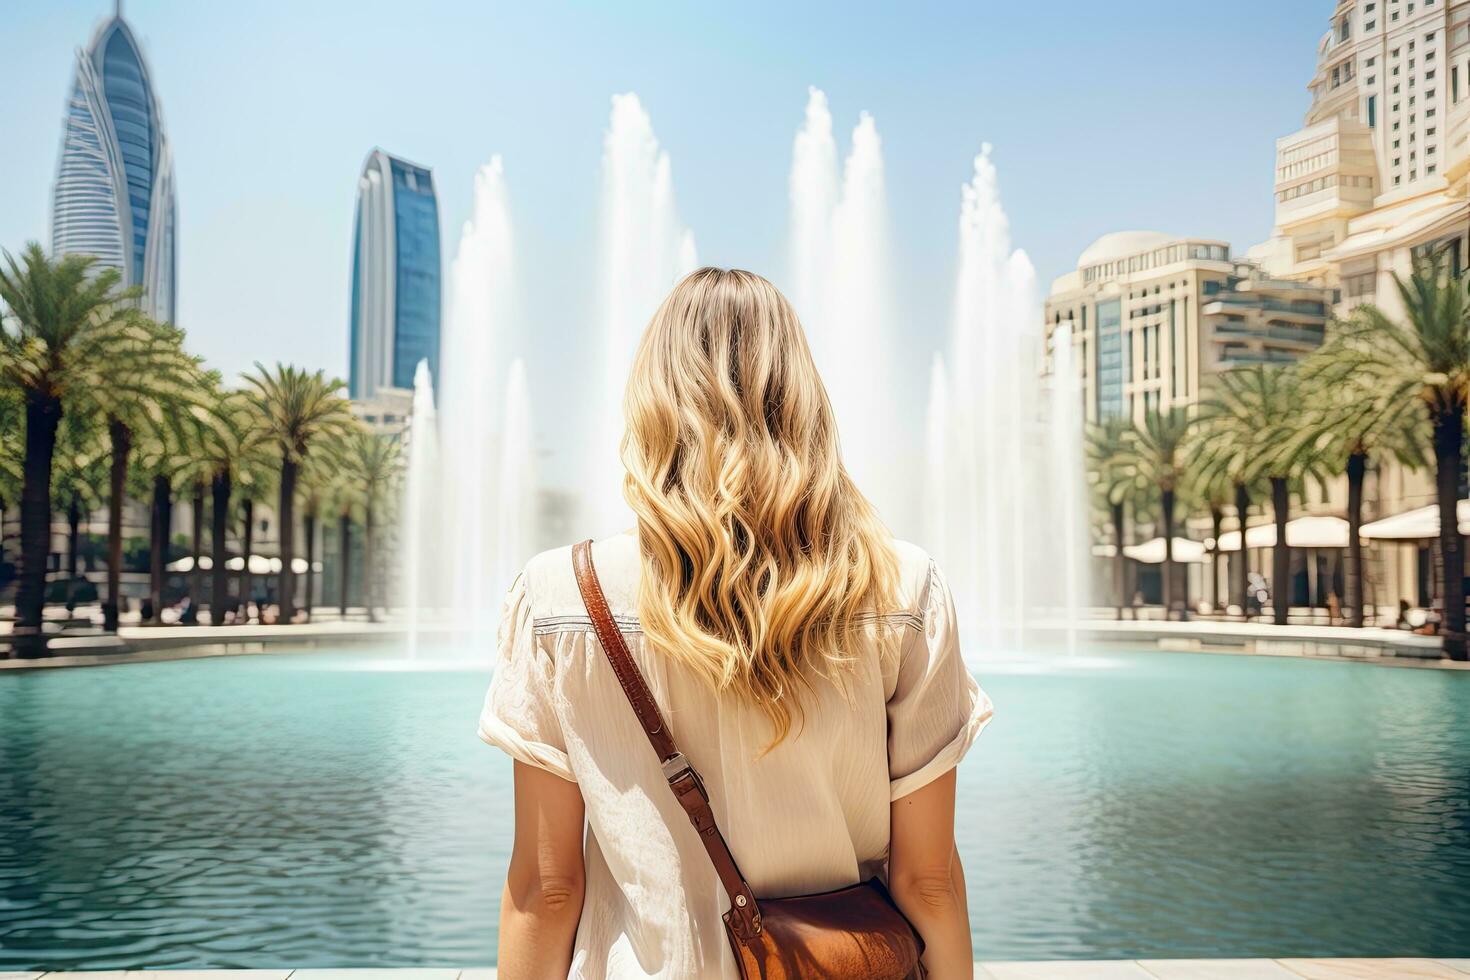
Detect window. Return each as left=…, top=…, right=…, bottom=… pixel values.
left=1454, top=66, right=1461, bottom=103
left=1368, top=94, right=1378, bottom=126
left=1428, top=164, right=1438, bottom=174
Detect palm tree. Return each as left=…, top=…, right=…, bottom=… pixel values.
left=1122, top=407, right=1194, bottom=619
left=1322, top=257, right=1470, bottom=656
left=0, top=244, right=144, bottom=651
left=245, top=364, right=355, bottom=624
left=194, top=389, right=272, bottom=626
left=1190, top=397, right=1265, bottom=620
left=1199, top=365, right=1325, bottom=626
left=52, top=410, right=108, bottom=613
left=1298, top=321, right=1429, bottom=627
left=328, top=477, right=360, bottom=620
left=1183, top=452, right=1236, bottom=615
left=1086, top=416, right=1139, bottom=618
left=0, top=389, right=22, bottom=574
left=132, top=406, right=211, bottom=624
left=298, top=452, right=343, bottom=621
left=343, top=429, right=399, bottom=623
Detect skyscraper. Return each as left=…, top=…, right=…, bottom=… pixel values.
left=349, top=149, right=442, bottom=401
left=51, top=7, right=177, bottom=324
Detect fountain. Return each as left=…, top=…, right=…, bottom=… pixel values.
left=787, top=88, right=900, bottom=531
left=403, top=360, right=440, bottom=655
left=491, top=358, right=536, bottom=604
left=400, top=156, right=529, bottom=649
left=923, top=146, right=1090, bottom=652
left=398, top=95, right=1089, bottom=657
left=587, top=93, right=698, bottom=540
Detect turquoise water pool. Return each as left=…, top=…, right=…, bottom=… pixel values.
left=1, top=646, right=1467, bottom=968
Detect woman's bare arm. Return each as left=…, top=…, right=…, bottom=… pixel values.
left=497, top=761, right=586, bottom=979
left=889, top=769, right=972, bottom=978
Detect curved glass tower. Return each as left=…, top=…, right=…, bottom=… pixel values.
left=349, top=149, right=442, bottom=400
left=51, top=12, right=177, bottom=324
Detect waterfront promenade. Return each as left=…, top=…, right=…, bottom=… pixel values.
left=9, top=961, right=1470, bottom=978
left=4, top=614, right=1465, bottom=671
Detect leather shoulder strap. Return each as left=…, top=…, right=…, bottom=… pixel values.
left=571, top=539, right=762, bottom=941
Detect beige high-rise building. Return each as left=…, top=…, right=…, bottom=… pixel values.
left=1244, top=0, right=1470, bottom=613
left=1043, top=234, right=1332, bottom=425
left=1051, top=2, right=1470, bottom=615
left=1250, top=0, right=1470, bottom=309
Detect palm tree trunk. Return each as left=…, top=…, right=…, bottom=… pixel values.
left=1346, top=452, right=1366, bottom=628
left=364, top=500, right=376, bottom=623
left=1162, top=488, right=1176, bottom=619
left=148, top=474, right=172, bottom=624
left=187, top=483, right=204, bottom=624
left=210, top=472, right=231, bottom=627
left=1210, top=507, right=1223, bottom=614
left=1111, top=500, right=1126, bottom=619
left=278, top=456, right=297, bottom=624
left=1234, top=482, right=1250, bottom=620
left=15, top=391, right=63, bottom=655
left=65, top=498, right=81, bottom=613
left=338, top=512, right=351, bottom=618
left=1434, top=407, right=1467, bottom=660
left=103, top=417, right=131, bottom=633
left=303, top=512, right=316, bottom=621
left=1271, top=476, right=1290, bottom=626
left=240, top=498, right=255, bottom=623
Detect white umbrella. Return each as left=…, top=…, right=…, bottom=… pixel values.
left=165, top=555, right=215, bottom=572
left=1123, top=536, right=1208, bottom=564
left=1216, top=515, right=1353, bottom=551
left=1360, top=501, right=1470, bottom=540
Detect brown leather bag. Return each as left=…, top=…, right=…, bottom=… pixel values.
left=571, top=540, right=927, bottom=979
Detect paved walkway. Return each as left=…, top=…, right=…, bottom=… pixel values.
left=7, top=962, right=1470, bottom=978
left=6, top=615, right=1468, bottom=672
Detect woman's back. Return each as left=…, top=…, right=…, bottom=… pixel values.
left=479, top=530, right=990, bottom=978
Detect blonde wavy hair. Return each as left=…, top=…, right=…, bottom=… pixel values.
left=621, top=267, right=900, bottom=745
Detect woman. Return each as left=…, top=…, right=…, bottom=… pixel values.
left=479, top=267, right=992, bottom=978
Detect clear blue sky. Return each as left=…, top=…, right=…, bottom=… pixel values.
left=3, top=0, right=1327, bottom=482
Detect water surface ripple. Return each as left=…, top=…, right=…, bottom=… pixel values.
left=1, top=647, right=1467, bottom=968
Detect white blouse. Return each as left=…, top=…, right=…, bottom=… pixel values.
left=478, top=531, right=992, bottom=979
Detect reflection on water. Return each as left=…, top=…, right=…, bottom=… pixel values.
left=1, top=647, right=1468, bottom=968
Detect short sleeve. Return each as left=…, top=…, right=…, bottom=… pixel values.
left=476, top=570, right=575, bottom=782
left=887, top=559, right=994, bottom=801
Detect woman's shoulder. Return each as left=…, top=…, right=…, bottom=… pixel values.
left=519, top=530, right=642, bottom=623
left=887, top=538, right=940, bottom=618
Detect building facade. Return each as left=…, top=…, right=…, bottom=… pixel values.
left=349, top=149, right=442, bottom=401
left=1249, top=0, right=1470, bottom=313
left=1244, top=0, right=1470, bottom=613
left=1044, top=232, right=1331, bottom=425
left=51, top=11, right=177, bottom=324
